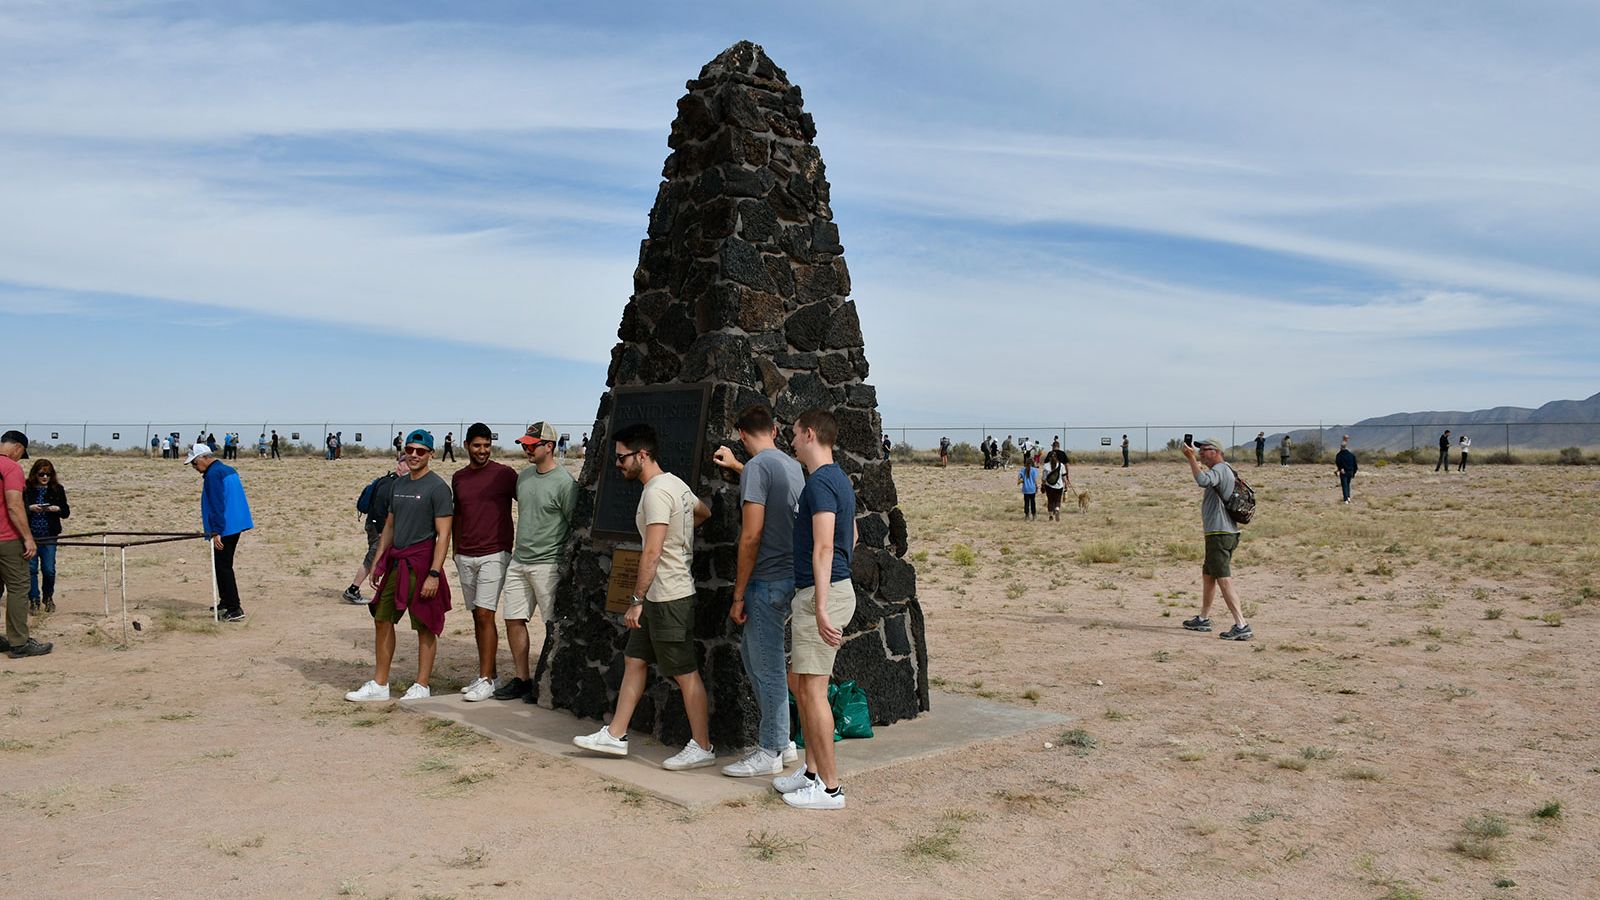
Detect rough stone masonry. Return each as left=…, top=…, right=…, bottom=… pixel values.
left=533, top=41, right=929, bottom=749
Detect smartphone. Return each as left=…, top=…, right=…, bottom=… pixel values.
left=1183, top=433, right=1193, bottom=447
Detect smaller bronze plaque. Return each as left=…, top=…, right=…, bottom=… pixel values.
left=605, top=548, right=643, bottom=614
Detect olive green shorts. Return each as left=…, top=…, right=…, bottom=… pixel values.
left=369, top=571, right=428, bottom=632
left=624, top=594, right=698, bottom=677
left=1203, top=533, right=1239, bottom=578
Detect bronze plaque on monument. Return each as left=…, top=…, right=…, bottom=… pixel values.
left=592, top=383, right=713, bottom=540
left=604, top=548, right=643, bottom=614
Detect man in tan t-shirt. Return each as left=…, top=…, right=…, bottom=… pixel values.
left=573, top=423, right=714, bottom=770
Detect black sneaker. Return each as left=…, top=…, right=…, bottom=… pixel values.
left=0, top=636, right=11, bottom=653
left=493, top=677, right=532, bottom=701
left=1182, top=616, right=1212, bottom=632
left=340, top=585, right=365, bottom=604
left=10, top=638, right=53, bottom=658
left=29, top=598, right=41, bottom=613
left=43, top=597, right=55, bottom=613
left=220, top=610, right=247, bottom=623
left=1219, top=623, right=1254, bottom=641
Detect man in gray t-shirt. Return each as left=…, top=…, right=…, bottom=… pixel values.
left=1181, top=438, right=1252, bottom=642
left=711, top=405, right=806, bottom=777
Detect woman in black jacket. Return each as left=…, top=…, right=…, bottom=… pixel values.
left=25, top=459, right=70, bottom=613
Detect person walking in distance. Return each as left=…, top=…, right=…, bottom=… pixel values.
left=938, top=436, right=951, bottom=468
left=1180, top=438, right=1252, bottom=641
left=495, top=421, right=578, bottom=703
left=24, top=459, right=69, bottom=613
left=710, top=405, right=806, bottom=777
left=344, top=454, right=407, bottom=604
left=187, top=441, right=255, bottom=623
left=270, top=430, right=280, bottom=459
left=452, top=423, right=517, bottom=703
left=347, top=429, right=454, bottom=702
left=442, top=432, right=456, bottom=463
left=771, top=409, right=857, bottom=809
left=1254, top=432, right=1266, bottom=467
left=393, top=431, right=403, bottom=454
left=573, top=423, right=715, bottom=770
left=1121, top=434, right=1130, bottom=468
left=1335, top=438, right=1358, bottom=504
left=1, top=432, right=51, bottom=658
left=1041, top=450, right=1067, bottom=522
left=1279, top=434, right=1292, bottom=467
left=1018, top=454, right=1040, bottom=520
left=880, top=433, right=892, bottom=461
left=1434, top=430, right=1452, bottom=472
left=1458, top=434, right=1471, bottom=472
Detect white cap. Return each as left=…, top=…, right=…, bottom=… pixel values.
left=184, top=443, right=214, bottom=465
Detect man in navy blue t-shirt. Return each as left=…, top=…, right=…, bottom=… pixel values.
left=773, top=408, right=856, bottom=810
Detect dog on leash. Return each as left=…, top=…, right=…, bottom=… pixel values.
left=1065, top=481, right=1090, bottom=512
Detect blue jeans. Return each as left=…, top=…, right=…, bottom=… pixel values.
left=28, top=542, right=58, bottom=600
left=741, top=578, right=795, bottom=753
left=1339, top=472, right=1353, bottom=501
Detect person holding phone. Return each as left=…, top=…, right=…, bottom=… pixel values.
left=25, top=459, right=70, bottom=613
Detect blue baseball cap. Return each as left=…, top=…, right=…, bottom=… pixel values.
left=404, top=429, right=434, bottom=450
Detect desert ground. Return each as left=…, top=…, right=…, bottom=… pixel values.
left=1, top=454, right=1596, bottom=899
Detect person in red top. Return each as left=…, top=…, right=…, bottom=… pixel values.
left=1, top=430, right=51, bottom=657
left=451, top=422, right=518, bottom=702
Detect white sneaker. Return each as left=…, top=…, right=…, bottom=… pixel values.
left=721, top=747, right=782, bottom=778
left=783, top=778, right=845, bottom=810
left=460, top=675, right=488, bottom=695
left=344, top=680, right=390, bottom=702
left=400, top=683, right=431, bottom=701
left=782, top=741, right=799, bottom=764
left=573, top=726, right=629, bottom=757
left=773, top=765, right=813, bottom=794
left=463, top=678, right=496, bottom=702
left=663, top=739, right=716, bottom=771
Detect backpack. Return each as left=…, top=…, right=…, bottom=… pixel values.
left=1212, top=467, right=1257, bottom=525
left=356, top=476, right=383, bottom=514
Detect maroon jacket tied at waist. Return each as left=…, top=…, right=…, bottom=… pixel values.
left=372, top=537, right=451, bottom=636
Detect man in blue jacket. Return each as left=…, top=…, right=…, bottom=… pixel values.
left=188, top=443, right=255, bottom=622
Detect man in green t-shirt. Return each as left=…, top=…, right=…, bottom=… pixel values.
left=491, top=422, right=578, bottom=702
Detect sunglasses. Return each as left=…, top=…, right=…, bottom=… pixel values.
left=403, top=446, right=431, bottom=457
left=522, top=440, right=549, bottom=450
left=615, top=450, right=642, bottom=463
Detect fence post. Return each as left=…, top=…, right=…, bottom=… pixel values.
left=1505, top=423, right=1510, bottom=458
left=82, top=422, right=88, bottom=452
left=1231, top=422, right=1236, bottom=452
left=1144, top=425, right=1149, bottom=461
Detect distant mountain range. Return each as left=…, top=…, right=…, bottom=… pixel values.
left=1274, top=391, right=1600, bottom=452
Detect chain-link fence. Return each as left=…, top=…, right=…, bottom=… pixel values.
left=8, top=419, right=1599, bottom=462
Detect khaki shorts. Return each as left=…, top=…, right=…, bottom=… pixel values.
left=791, top=579, right=857, bottom=676
left=501, top=560, right=559, bottom=622
left=455, top=552, right=510, bottom=612
left=624, top=594, right=698, bottom=677
left=1203, top=533, right=1239, bottom=578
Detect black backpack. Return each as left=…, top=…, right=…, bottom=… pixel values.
left=356, top=475, right=385, bottom=514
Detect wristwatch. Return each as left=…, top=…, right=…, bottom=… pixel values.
left=629, top=594, right=645, bottom=607
left=428, top=569, right=441, bottom=578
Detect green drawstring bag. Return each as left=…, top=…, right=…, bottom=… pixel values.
left=789, top=690, right=840, bottom=748
left=831, top=680, right=874, bottom=739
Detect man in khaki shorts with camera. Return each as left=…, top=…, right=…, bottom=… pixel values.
left=492, top=421, right=578, bottom=702
left=573, top=423, right=714, bottom=770
left=771, top=409, right=856, bottom=810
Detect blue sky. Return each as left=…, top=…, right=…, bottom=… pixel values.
left=4, top=0, right=1597, bottom=434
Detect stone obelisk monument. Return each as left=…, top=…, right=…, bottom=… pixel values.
left=534, top=41, right=928, bottom=749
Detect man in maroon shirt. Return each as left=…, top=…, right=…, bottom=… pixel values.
left=451, top=422, right=518, bottom=702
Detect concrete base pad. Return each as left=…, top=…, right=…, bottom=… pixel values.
left=402, top=691, right=1067, bottom=809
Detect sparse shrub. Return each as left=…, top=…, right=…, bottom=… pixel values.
left=1483, top=607, right=1504, bottom=620
left=1484, top=451, right=1521, bottom=465
left=1059, top=728, right=1096, bottom=754
left=1556, top=446, right=1586, bottom=466
left=948, top=544, right=977, bottom=567
left=1532, top=800, right=1562, bottom=820
left=1078, top=540, right=1131, bottom=564
left=1542, top=612, right=1563, bottom=627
